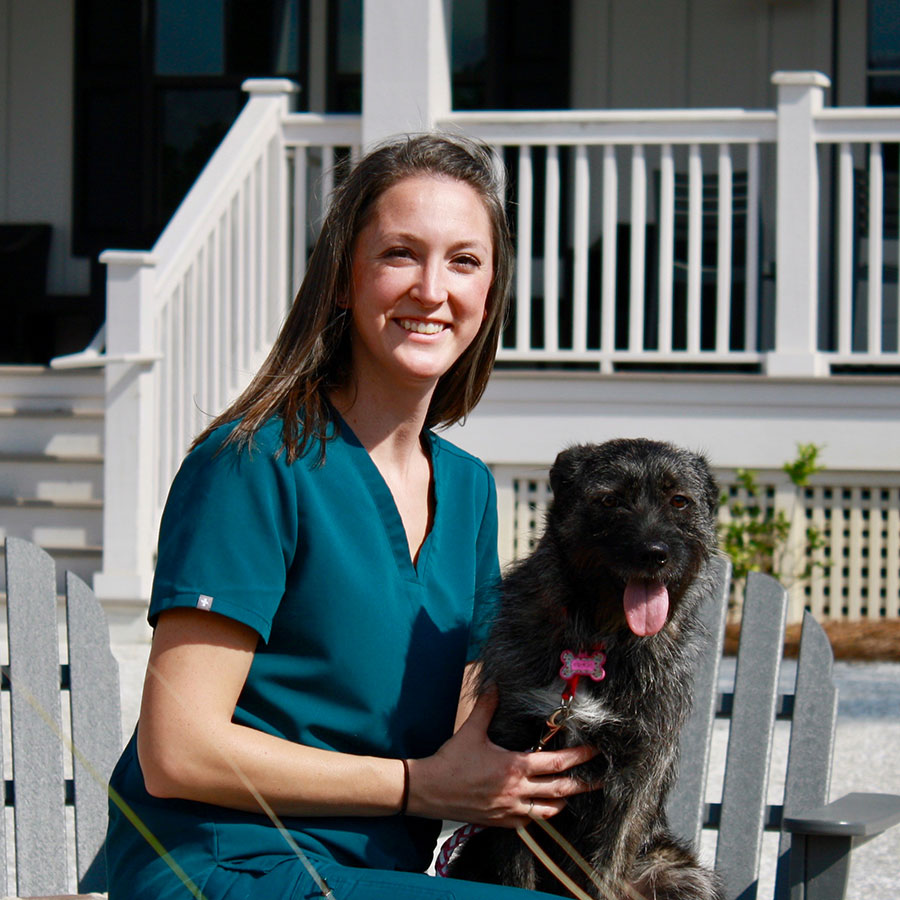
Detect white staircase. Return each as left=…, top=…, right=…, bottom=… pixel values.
left=0, top=366, right=104, bottom=593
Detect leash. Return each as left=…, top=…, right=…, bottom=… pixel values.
left=435, top=644, right=606, bottom=878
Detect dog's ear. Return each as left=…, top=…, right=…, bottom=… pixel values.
left=549, top=444, right=589, bottom=500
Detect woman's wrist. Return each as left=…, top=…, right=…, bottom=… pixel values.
left=398, top=758, right=410, bottom=814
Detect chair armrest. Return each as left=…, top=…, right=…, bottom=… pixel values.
left=783, top=792, right=900, bottom=838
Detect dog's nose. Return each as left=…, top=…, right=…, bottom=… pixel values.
left=645, top=541, right=669, bottom=567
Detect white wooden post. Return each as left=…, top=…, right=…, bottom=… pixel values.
left=93, top=252, right=158, bottom=615
left=361, top=0, right=452, bottom=148
left=766, top=72, right=831, bottom=377
left=241, top=80, right=298, bottom=345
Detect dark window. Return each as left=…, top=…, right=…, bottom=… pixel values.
left=325, top=0, right=571, bottom=113
left=460, top=0, right=570, bottom=111
left=153, top=0, right=309, bottom=227
left=75, top=0, right=571, bottom=260
left=868, top=0, right=900, bottom=104
left=327, top=0, right=363, bottom=112
left=452, top=0, right=489, bottom=109
left=74, top=0, right=309, bottom=259
left=866, top=0, right=900, bottom=235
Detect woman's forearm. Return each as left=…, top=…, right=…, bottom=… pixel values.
left=137, top=608, right=408, bottom=818
left=138, top=718, right=407, bottom=817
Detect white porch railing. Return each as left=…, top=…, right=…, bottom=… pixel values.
left=444, top=110, right=773, bottom=370
left=82, top=72, right=900, bottom=606
left=442, top=72, right=900, bottom=374
left=91, top=81, right=362, bottom=602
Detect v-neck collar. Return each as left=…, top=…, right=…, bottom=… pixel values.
left=333, top=412, right=438, bottom=582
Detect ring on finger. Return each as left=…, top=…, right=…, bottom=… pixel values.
left=528, top=799, right=534, bottom=816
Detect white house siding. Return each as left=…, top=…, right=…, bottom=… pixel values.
left=0, top=0, right=89, bottom=295
left=447, top=372, right=900, bottom=474
left=570, top=0, right=853, bottom=112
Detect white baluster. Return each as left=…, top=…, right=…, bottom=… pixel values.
left=516, top=145, right=534, bottom=351
left=544, top=145, right=560, bottom=352
left=657, top=144, right=675, bottom=353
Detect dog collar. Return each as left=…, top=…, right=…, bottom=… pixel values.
left=533, top=644, right=606, bottom=752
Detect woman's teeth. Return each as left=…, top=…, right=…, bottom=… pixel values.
left=398, top=319, right=445, bottom=334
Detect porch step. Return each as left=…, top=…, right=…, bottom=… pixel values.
left=0, top=495, right=103, bottom=545
left=0, top=408, right=104, bottom=455
left=0, top=364, right=105, bottom=411
left=0, top=366, right=105, bottom=592
left=0, top=543, right=103, bottom=594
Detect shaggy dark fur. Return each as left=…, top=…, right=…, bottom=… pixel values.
left=447, top=439, right=725, bottom=900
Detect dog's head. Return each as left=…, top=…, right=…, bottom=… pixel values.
left=547, top=438, right=719, bottom=637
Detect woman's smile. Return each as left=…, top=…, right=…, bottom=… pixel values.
left=396, top=318, right=448, bottom=335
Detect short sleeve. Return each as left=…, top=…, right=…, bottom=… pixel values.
left=466, top=465, right=501, bottom=661
left=149, top=423, right=299, bottom=642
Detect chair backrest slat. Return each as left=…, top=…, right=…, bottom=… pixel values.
left=668, top=554, right=730, bottom=847
left=0, top=647, right=6, bottom=895
left=772, top=611, right=838, bottom=900
left=67, top=570, right=122, bottom=892
left=715, top=572, right=788, bottom=900
left=5, top=537, right=69, bottom=896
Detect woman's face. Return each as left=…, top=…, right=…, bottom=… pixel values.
left=345, top=174, right=494, bottom=395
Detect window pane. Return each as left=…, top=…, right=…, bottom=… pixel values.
left=452, top=0, right=487, bottom=109
left=156, top=0, right=225, bottom=75
left=274, top=0, right=302, bottom=73
left=227, top=0, right=302, bottom=75
left=336, top=0, right=362, bottom=74
left=158, top=89, right=243, bottom=224
left=329, top=0, right=362, bottom=111
left=870, top=0, right=900, bottom=71
left=453, top=0, right=487, bottom=72
left=869, top=74, right=900, bottom=106
left=155, top=0, right=302, bottom=77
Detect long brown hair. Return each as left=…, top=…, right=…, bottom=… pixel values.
left=193, top=132, right=513, bottom=462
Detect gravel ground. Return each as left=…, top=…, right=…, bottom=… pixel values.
left=107, top=646, right=899, bottom=899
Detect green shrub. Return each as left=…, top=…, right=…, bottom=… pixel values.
left=719, top=443, right=825, bottom=604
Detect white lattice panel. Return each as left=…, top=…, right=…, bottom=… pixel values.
left=802, top=482, right=900, bottom=621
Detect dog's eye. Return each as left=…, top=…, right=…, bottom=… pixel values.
left=597, top=494, right=620, bottom=508
left=670, top=494, right=692, bottom=509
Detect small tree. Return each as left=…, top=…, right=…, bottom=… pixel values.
left=719, top=443, right=825, bottom=607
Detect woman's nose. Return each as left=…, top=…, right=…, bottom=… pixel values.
left=411, top=260, right=448, bottom=305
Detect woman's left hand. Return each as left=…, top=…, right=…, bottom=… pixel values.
left=405, top=689, right=597, bottom=828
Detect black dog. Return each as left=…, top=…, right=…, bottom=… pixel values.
left=448, top=439, right=724, bottom=900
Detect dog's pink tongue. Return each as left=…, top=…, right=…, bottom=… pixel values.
left=623, top=580, right=669, bottom=636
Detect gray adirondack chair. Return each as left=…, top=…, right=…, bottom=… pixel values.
left=669, top=554, right=900, bottom=900
left=2, top=536, right=122, bottom=897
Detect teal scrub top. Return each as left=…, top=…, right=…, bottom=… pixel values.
left=106, top=415, right=500, bottom=888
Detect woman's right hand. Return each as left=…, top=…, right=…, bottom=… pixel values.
left=406, top=690, right=597, bottom=828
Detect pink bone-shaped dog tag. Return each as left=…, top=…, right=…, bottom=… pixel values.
left=559, top=649, right=606, bottom=682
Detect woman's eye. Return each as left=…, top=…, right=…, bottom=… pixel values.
left=453, top=254, right=481, bottom=269
left=671, top=495, right=692, bottom=509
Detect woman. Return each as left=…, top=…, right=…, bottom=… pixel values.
left=106, top=134, right=595, bottom=900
